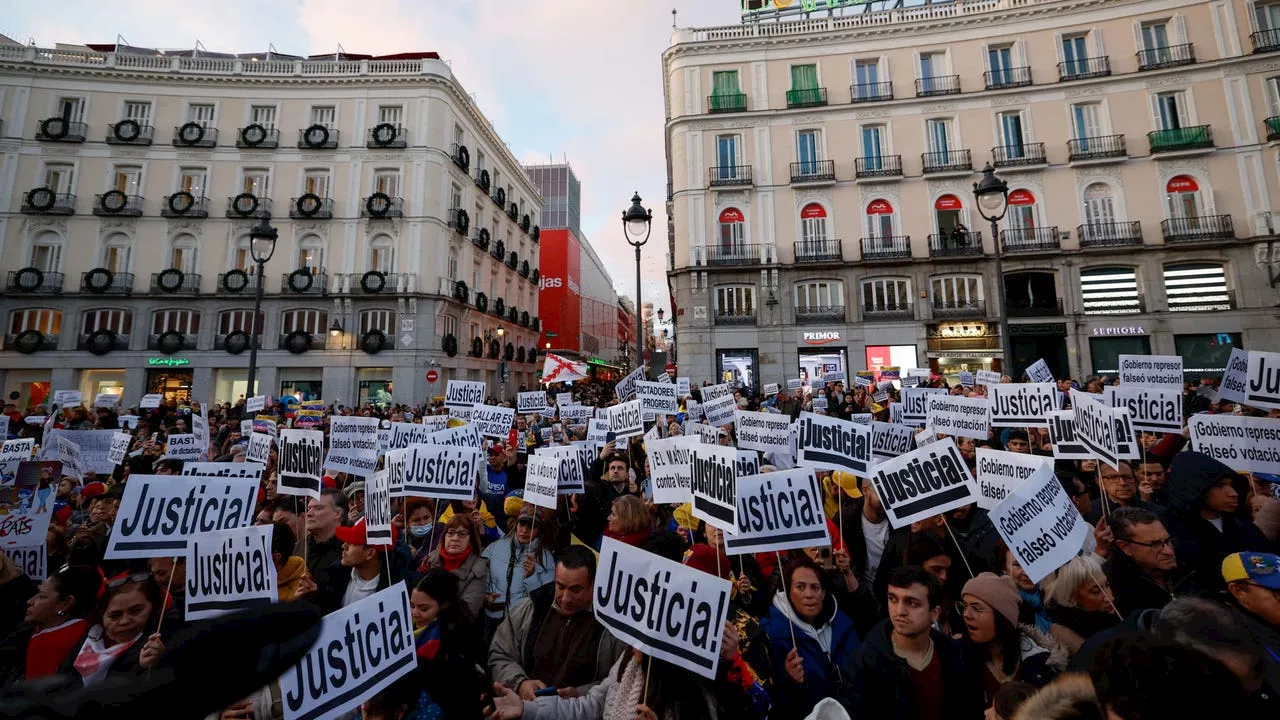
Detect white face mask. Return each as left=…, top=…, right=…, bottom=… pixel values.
left=409, top=523, right=433, bottom=538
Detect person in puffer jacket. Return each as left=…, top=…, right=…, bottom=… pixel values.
left=482, top=504, right=556, bottom=641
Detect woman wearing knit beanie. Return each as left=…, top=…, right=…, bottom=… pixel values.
left=957, top=572, right=1067, bottom=709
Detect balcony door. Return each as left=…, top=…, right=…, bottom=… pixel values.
left=866, top=200, right=895, bottom=241
left=717, top=135, right=739, bottom=181
left=988, top=45, right=1014, bottom=84
left=800, top=203, right=829, bottom=249
left=926, top=119, right=952, bottom=157
left=1164, top=175, right=1204, bottom=221
left=1154, top=92, right=1189, bottom=131
left=796, top=130, right=820, bottom=174
left=999, top=112, right=1026, bottom=156
left=718, top=208, right=746, bottom=259
left=861, top=125, right=885, bottom=171
left=1061, top=34, right=1089, bottom=75
left=1072, top=103, right=1103, bottom=150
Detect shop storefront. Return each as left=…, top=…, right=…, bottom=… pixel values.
left=1175, top=333, right=1241, bottom=382
left=716, top=349, right=757, bottom=393
left=927, top=322, right=1002, bottom=379
left=280, top=369, right=324, bottom=402
left=80, top=370, right=125, bottom=403
left=864, top=345, right=919, bottom=381
left=3, top=371, right=51, bottom=411
left=358, top=368, right=394, bottom=407
left=214, top=369, right=249, bottom=405
left=585, top=356, right=623, bottom=383
left=147, top=367, right=193, bottom=405
left=1088, top=326, right=1151, bottom=376
left=797, top=330, right=847, bottom=388
left=1010, top=323, right=1069, bottom=381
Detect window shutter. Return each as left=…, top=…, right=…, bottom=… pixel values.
left=1149, top=93, right=1164, bottom=131
left=1091, top=26, right=1106, bottom=56
left=1015, top=39, right=1029, bottom=66
left=1172, top=14, right=1188, bottom=44
left=1132, top=19, right=1146, bottom=52
left=1053, top=33, right=1065, bottom=63
left=879, top=54, right=890, bottom=80
left=982, top=44, right=992, bottom=72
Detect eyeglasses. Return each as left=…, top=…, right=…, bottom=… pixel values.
left=1123, top=537, right=1175, bottom=550
left=444, top=529, right=470, bottom=539
left=954, top=601, right=990, bottom=616
left=106, top=572, right=152, bottom=590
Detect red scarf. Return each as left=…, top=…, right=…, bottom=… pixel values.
left=439, top=545, right=473, bottom=573
left=26, top=619, right=89, bottom=680
left=605, top=527, right=651, bottom=547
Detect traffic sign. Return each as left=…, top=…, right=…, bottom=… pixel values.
left=426, top=370, right=438, bottom=383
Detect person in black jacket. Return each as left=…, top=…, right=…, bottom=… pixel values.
left=1104, top=506, right=1204, bottom=613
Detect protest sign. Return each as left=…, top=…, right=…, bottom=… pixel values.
left=471, top=405, right=516, bottom=439
left=975, top=448, right=1054, bottom=510
left=644, top=424, right=661, bottom=442
left=1045, top=409, right=1091, bottom=460
left=185, top=525, right=277, bottom=621
left=1188, top=414, right=1280, bottom=475
left=926, top=394, right=991, bottom=440
left=566, top=443, right=593, bottom=494
left=139, top=394, right=162, bottom=409
left=3, top=543, right=46, bottom=581
left=324, top=416, right=381, bottom=476
left=246, top=395, right=266, bottom=413
left=871, top=421, right=915, bottom=462
left=824, top=371, right=847, bottom=384
left=1104, top=386, right=1183, bottom=434
left=855, top=373, right=874, bottom=388
left=448, top=405, right=473, bottom=422
left=812, top=397, right=828, bottom=412
left=988, top=383, right=1058, bottom=428
left=402, top=445, right=484, bottom=500
left=1070, top=390, right=1121, bottom=469
left=690, top=443, right=738, bottom=534
left=608, top=399, right=644, bottom=439
left=648, top=435, right=698, bottom=505
left=536, top=446, right=585, bottom=495
left=901, top=387, right=946, bottom=426
left=93, top=393, right=119, bottom=408
left=989, top=464, right=1089, bottom=583
left=420, top=415, right=448, bottom=433
left=724, top=468, right=829, bottom=555
left=560, top=405, right=594, bottom=423
left=240, top=419, right=254, bottom=436
left=959, top=371, right=975, bottom=387
left=796, top=412, right=872, bottom=475
left=40, top=429, right=121, bottom=475
left=106, top=474, right=258, bottom=559
left=763, top=383, right=779, bottom=396
left=786, top=379, right=803, bottom=391
left=593, top=537, right=731, bottom=680
left=276, top=429, right=325, bottom=499
left=1236, top=350, right=1280, bottom=411
left=192, top=411, right=210, bottom=457
left=867, top=439, right=977, bottom=528
left=164, top=434, right=202, bottom=462
left=294, top=410, right=323, bottom=429
left=384, top=448, right=408, bottom=496
left=280, top=584, right=415, bottom=720
left=180, top=463, right=265, bottom=481
left=524, top=456, right=560, bottom=510
left=850, top=413, right=873, bottom=425
left=444, top=380, right=486, bottom=409
left=735, top=410, right=791, bottom=454
left=518, top=391, right=548, bottom=414
left=736, top=449, right=761, bottom=477
left=915, top=427, right=938, bottom=448
left=889, top=402, right=903, bottom=425
left=0, top=438, right=34, bottom=465
left=677, top=378, right=692, bottom=397
left=388, top=422, right=436, bottom=450
left=555, top=392, right=574, bottom=407
left=685, top=399, right=704, bottom=421
left=976, top=370, right=1002, bottom=385
left=1118, top=354, right=1184, bottom=389
left=657, top=372, right=672, bottom=383
left=685, top=422, right=723, bottom=445
left=0, top=461, right=58, bottom=548
left=702, top=394, right=737, bottom=427
left=255, top=415, right=279, bottom=436
left=117, top=414, right=138, bottom=429
left=107, top=433, right=132, bottom=465
left=638, top=380, right=679, bottom=415
left=1219, top=348, right=1251, bottom=407
left=55, top=436, right=83, bottom=481
left=587, top=419, right=610, bottom=448
left=701, top=383, right=733, bottom=401
left=615, top=367, right=645, bottom=403
left=364, top=469, right=392, bottom=545
left=246, top=432, right=272, bottom=465
left=1025, top=359, right=1055, bottom=383
left=53, top=390, right=83, bottom=407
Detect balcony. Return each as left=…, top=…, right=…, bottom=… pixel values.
left=172, top=123, right=218, bottom=148
left=7, top=269, right=64, bottom=294
left=861, top=235, right=912, bottom=261
left=855, top=155, right=903, bottom=179
left=1083, top=293, right=1146, bottom=316
left=1137, top=44, right=1195, bottom=71
left=714, top=311, right=756, bottom=326
left=5, top=333, right=59, bottom=353
left=1067, top=134, right=1127, bottom=162
left=450, top=143, right=470, bottom=171
left=226, top=195, right=272, bottom=219
left=795, top=239, right=842, bottom=263
left=1007, top=298, right=1064, bottom=317
left=1252, top=28, right=1280, bottom=54
left=790, top=159, right=836, bottom=184
left=278, top=332, right=327, bottom=351
left=217, top=271, right=262, bottom=295
left=161, top=193, right=209, bottom=218
left=93, top=192, right=143, bottom=217
left=362, top=194, right=403, bottom=219
left=105, top=121, right=154, bottom=145
left=850, top=81, right=893, bottom=103
left=1057, top=56, right=1111, bottom=81
left=796, top=305, right=845, bottom=324
left=340, top=272, right=413, bottom=294
left=984, top=66, right=1031, bottom=90
left=992, top=142, right=1046, bottom=169
left=707, top=243, right=764, bottom=266
left=708, top=165, right=753, bottom=187
left=863, top=303, right=915, bottom=322
left=1078, top=221, right=1143, bottom=248
left=281, top=271, right=328, bottom=295
left=35, top=118, right=87, bottom=142
left=1169, top=289, right=1236, bottom=313
left=297, top=125, right=339, bottom=149
left=932, top=300, right=987, bottom=319
left=928, top=231, right=984, bottom=259
left=1265, top=117, right=1280, bottom=142
left=922, top=149, right=972, bottom=175
left=915, top=75, right=960, bottom=97
left=147, top=333, right=198, bottom=352
left=1148, top=126, right=1213, bottom=153
left=290, top=195, right=334, bottom=220
left=150, top=271, right=202, bottom=295
left=1000, top=227, right=1061, bottom=253
left=236, top=125, right=280, bottom=149
left=786, top=87, right=827, bottom=108
left=78, top=332, right=130, bottom=353
left=368, top=123, right=408, bottom=148
left=707, top=93, right=748, bottom=113
left=81, top=270, right=134, bottom=294
left=20, top=190, right=76, bottom=215
left=1161, top=215, right=1234, bottom=243
left=213, top=332, right=265, bottom=352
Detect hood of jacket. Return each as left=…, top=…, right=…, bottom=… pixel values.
left=771, top=589, right=837, bottom=650
left=1167, top=451, right=1235, bottom=517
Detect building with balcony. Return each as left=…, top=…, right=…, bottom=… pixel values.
left=0, top=39, right=541, bottom=409
left=663, top=0, right=1280, bottom=391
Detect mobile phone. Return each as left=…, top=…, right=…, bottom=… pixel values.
left=605, top=431, right=617, bottom=444
left=819, top=547, right=834, bottom=570
left=534, top=687, right=559, bottom=698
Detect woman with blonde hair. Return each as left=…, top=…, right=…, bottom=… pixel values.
left=604, top=494, right=652, bottom=546
left=1039, top=554, right=1120, bottom=654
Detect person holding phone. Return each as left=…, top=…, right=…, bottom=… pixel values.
left=482, top=504, right=555, bottom=643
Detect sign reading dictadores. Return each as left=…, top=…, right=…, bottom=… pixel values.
left=185, top=525, right=277, bottom=621
left=868, top=439, right=977, bottom=529
left=593, top=537, right=732, bottom=680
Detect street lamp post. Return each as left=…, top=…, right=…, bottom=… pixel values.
left=246, top=213, right=278, bottom=397
left=497, top=327, right=506, bottom=402
left=622, top=193, right=653, bottom=372
left=973, top=163, right=1014, bottom=376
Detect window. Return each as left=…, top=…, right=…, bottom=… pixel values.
left=865, top=199, right=895, bottom=239
left=374, top=169, right=400, bottom=197
left=447, top=248, right=459, bottom=280
left=30, top=230, right=62, bottom=273
left=988, top=44, right=1015, bottom=84
left=862, top=278, right=910, bottom=311
left=1071, top=102, right=1104, bottom=143
left=715, top=286, right=755, bottom=316
left=796, top=129, right=822, bottom=172
left=1164, top=175, right=1204, bottom=220
left=997, top=111, right=1027, bottom=152
left=1141, top=21, right=1170, bottom=53
left=1153, top=91, right=1189, bottom=130
left=170, top=233, right=198, bottom=273
left=440, top=314, right=459, bottom=340
left=282, top=309, right=327, bottom=335
left=186, top=103, right=215, bottom=127
left=715, top=134, right=740, bottom=177
left=303, top=170, right=330, bottom=197
left=1175, top=333, right=1240, bottom=374
left=310, top=106, right=336, bottom=128
left=242, top=168, right=269, bottom=197
left=800, top=203, right=828, bottom=245
left=1082, top=183, right=1118, bottom=230
left=9, top=309, right=61, bottom=335
left=250, top=105, right=277, bottom=128
left=1080, top=266, right=1141, bottom=314
left=152, top=309, right=198, bottom=335
left=179, top=167, right=207, bottom=195
left=378, top=105, right=402, bottom=126
left=1061, top=33, right=1091, bottom=75
left=102, top=232, right=132, bottom=273
left=1006, top=189, right=1038, bottom=234
left=359, top=309, right=394, bottom=335
left=450, top=183, right=463, bottom=211
left=717, top=208, right=746, bottom=252
left=789, top=63, right=821, bottom=104
left=861, top=124, right=886, bottom=166
left=925, top=118, right=953, bottom=154
left=230, top=237, right=252, bottom=272
left=369, top=235, right=394, bottom=273
left=83, top=309, right=131, bottom=334
left=1259, top=2, right=1280, bottom=30
left=123, top=101, right=151, bottom=122
left=853, top=58, right=881, bottom=89
left=1163, top=262, right=1231, bottom=312
left=57, top=97, right=84, bottom=123
left=41, top=163, right=74, bottom=194
left=218, top=309, right=262, bottom=335
left=795, top=281, right=842, bottom=310
left=297, top=235, right=325, bottom=273
left=1004, top=272, right=1058, bottom=313
left=710, top=70, right=742, bottom=110
left=454, top=124, right=465, bottom=147
left=919, top=51, right=947, bottom=90
left=110, top=165, right=141, bottom=194
left=931, top=275, right=982, bottom=307
left=475, top=150, right=486, bottom=173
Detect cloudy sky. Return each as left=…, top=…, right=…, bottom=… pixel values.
left=5, top=0, right=752, bottom=316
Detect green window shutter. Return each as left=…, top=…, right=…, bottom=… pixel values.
left=791, top=64, right=818, bottom=90
left=711, top=71, right=743, bottom=112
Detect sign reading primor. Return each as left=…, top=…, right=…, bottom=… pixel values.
left=867, top=439, right=977, bottom=529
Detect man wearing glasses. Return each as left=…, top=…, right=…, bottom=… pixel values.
left=1104, top=506, right=1203, bottom=613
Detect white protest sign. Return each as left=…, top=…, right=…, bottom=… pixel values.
left=185, top=525, right=277, bottom=621
left=387, top=422, right=435, bottom=450
left=593, top=538, right=731, bottom=680
left=796, top=412, right=872, bottom=476
left=471, top=405, right=516, bottom=439
left=276, top=429, right=325, bottom=499
left=915, top=426, right=938, bottom=448
left=686, top=399, right=704, bottom=421
left=0, top=438, right=34, bottom=465
left=959, top=371, right=975, bottom=387
left=538, top=445, right=585, bottom=495
left=976, top=370, right=1002, bottom=386
left=867, top=438, right=977, bottom=529
left=1045, top=409, right=1091, bottom=460
left=445, top=380, right=486, bottom=409
left=988, top=383, right=1058, bottom=428
left=608, top=399, right=644, bottom=439
left=53, top=390, right=83, bottom=407
left=854, top=375, right=873, bottom=388
left=850, top=413, right=873, bottom=425
left=323, top=417, right=380, bottom=477
left=1070, top=390, right=1121, bottom=470
left=56, top=436, right=83, bottom=480
left=989, top=464, right=1089, bottom=583
left=1188, top=414, right=1280, bottom=475
left=119, top=414, right=139, bottom=429
left=1104, top=386, right=1183, bottom=434
left=644, top=424, right=661, bottom=443
left=901, top=387, right=946, bottom=426
left=0, top=416, right=9, bottom=438
left=812, top=397, right=828, bottom=412
left=1118, top=354, right=1183, bottom=390
left=637, top=381, right=679, bottom=415
left=181, top=463, right=265, bottom=481
left=587, top=419, right=610, bottom=448
left=41, top=429, right=121, bottom=475
left=0, top=461, right=55, bottom=548
left=524, top=455, right=560, bottom=510
left=402, top=444, right=484, bottom=500
left=677, top=378, right=691, bottom=397
left=975, top=448, right=1054, bottom=510
left=725, top=468, right=829, bottom=555
left=889, top=403, right=903, bottom=424
left=164, top=434, right=201, bottom=462
left=106, top=474, right=258, bottom=559
left=364, top=469, right=392, bottom=545
left=240, top=419, right=254, bottom=436
left=824, top=371, right=847, bottom=384
left=1237, top=350, right=1280, bottom=411
left=419, top=415, right=449, bottom=433
left=736, top=449, right=761, bottom=477
left=107, top=433, right=132, bottom=465
left=246, top=395, right=266, bottom=413
left=1219, top=348, right=1251, bottom=406
left=280, top=585, right=415, bottom=720
left=560, top=405, right=594, bottom=423
left=246, top=432, right=273, bottom=464
left=648, top=435, right=699, bottom=505
left=685, top=422, right=723, bottom=445
left=701, top=383, right=733, bottom=401
left=556, top=392, right=574, bottom=407
left=702, top=394, right=737, bottom=428
left=871, top=421, right=915, bottom=462
left=517, top=391, right=548, bottom=414
left=763, top=383, right=779, bottom=397
left=93, top=393, right=120, bottom=408
left=735, top=410, right=791, bottom=455
left=786, top=379, right=803, bottom=392
left=615, top=367, right=645, bottom=403
left=926, top=394, right=991, bottom=440
left=1025, top=358, right=1055, bottom=383
left=192, top=411, right=210, bottom=460
left=139, top=394, right=163, bottom=409
left=4, top=544, right=46, bottom=581
left=690, top=443, right=738, bottom=534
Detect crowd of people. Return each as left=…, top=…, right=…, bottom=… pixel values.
left=0, top=368, right=1277, bottom=720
